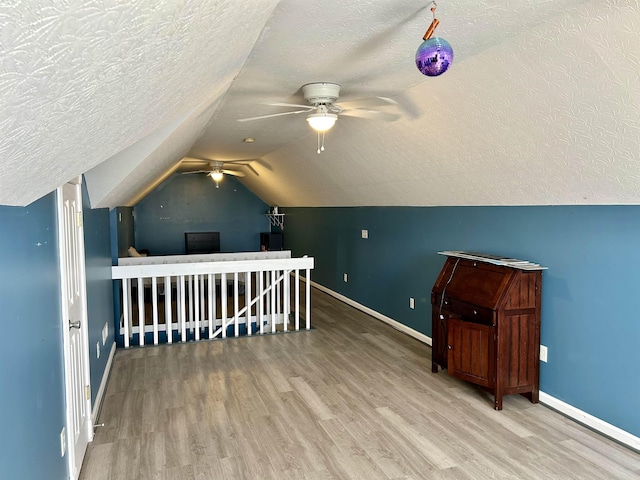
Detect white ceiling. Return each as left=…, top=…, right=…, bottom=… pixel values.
left=2, top=0, right=639, bottom=208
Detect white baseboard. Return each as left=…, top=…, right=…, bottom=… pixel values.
left=308, top=280, right=432, bottom=346
left=539, top=392, right=640, bottom=452
left=306, top=279, right=640, bottom=452
left=92, top=341, right=116, bottom=423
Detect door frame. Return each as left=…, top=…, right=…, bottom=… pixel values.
left=57, top=177, right=93, bottom=479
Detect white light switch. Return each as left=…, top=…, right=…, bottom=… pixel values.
left=409, top=298, right=415, bottom=309
left=343, top=273, right=348, bottom=282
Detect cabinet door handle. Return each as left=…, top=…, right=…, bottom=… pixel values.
left=447, top=345, right=452, bottom=350
left=473, top=310, right=478, bottom=315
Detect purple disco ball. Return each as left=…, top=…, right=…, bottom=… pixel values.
left=415, top=37, right=453, bottom=77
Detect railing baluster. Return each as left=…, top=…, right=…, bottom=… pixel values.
left=152, top=276, right=159, bottom=345
left=246, top=271, right=253, bottom=336
left=259, top=270, right=264, bottom=334
left=233, top=272, right=239, bottom=337
left=284, top=269, right=290, bottom=332
left=213, top=273, right=218, bottom=337
left=176, top=276, right=181, bottom=340
left=305, top=268, right=311, bottom=330
left=200, top=274, right=206, bottom=332
left=165, top=276, right=172, bottom=344
left=127, top=278, right=133, bottom=338
left=266, top=270, right=271, bottom=319
left=295, top=269, right=300, bottom=331
left=275, top=271, right=280, bottom=329
left=221, top=273, right=227, bottom=338
left=179, top=275, right=186, bottom=342
left=208, top=273, right=213, bottom=339
left=137, top=277, right=145, bottom=346
left=271, top=270, right=276, bottom=333
left=122, top=279, right=130, bottom=348
left=194, top=274, right=200, bottom=341
left=188, top=275, right=194, bottom=334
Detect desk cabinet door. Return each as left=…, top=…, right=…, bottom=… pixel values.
left=447, top=318, right=495, bottom=388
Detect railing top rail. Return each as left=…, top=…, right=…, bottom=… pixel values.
left=118, top=250, right=291, bottom=266
left=112, top=256, right=314, bottom=279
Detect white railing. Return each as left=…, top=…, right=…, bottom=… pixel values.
left=111, top=252, right=314, bottom=347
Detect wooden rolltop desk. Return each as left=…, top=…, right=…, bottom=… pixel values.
left=431, top=251, right=545, bottom=410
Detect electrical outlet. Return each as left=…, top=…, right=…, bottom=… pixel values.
left=97, top=342, right=100, bottom=359
left=540, top=345, right=548, bottom=363
left=60, top=427, right=66, bottom=457
left=361, top=229, right=368, bottom=239
left=409, top=297, right=415, bottom=309
left=343, top=273, right=348, bottom=282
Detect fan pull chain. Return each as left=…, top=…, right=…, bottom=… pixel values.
left=317, top=131, right=326, bottom=153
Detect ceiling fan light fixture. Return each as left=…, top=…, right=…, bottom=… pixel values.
left=306, top=113, right=338, bottom=132
left=209, top=170, right=224, bottom=182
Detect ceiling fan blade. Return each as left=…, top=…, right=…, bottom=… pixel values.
left=181, top=170, right=209, bottom=175
left=244, top=163, right=259, bottom=176
left=335, top=97, right=397, bottom=110
left=222, top=169, right=245, bottom=177
left=340, top=109, right=401, bottom=122
left=237, top=109, right=311, bottom=122
left=222, top=158, right=257, bottom=165
left=268, top=102, right=314, bottom=110
left=181, top=158, right=212, bottom=167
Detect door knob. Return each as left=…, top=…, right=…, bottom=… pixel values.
left=69, top=320, right=81, bottom=330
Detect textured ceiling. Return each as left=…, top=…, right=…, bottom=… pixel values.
left=0, top=0, right=280, bottom=206
left=2, top=0, right=639, bottom=208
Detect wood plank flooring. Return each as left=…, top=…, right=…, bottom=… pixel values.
left=80, top=287, right=640, bottom=479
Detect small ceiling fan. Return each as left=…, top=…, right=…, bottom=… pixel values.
left=237, top=83, right=400, bottom=153
left=181, top=158, right=257, bottom=184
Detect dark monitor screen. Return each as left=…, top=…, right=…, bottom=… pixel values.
left=185, top=232, right=220, bottom=254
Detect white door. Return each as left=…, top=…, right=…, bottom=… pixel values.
left=57, top=180, right=92, bottom=480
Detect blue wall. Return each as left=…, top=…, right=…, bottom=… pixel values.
left=284, top=205, right=640, bottom=439
left=83, top=182, right=116, bottom=403
left=0, top=185, right=116, bottom=479
left=0, top=193, right=67, bottom=480
left=133, top=174, right=270, bottom=255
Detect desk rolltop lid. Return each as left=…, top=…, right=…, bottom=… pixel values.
left=438, top=251, right=547, bottom=270
left=433, top=251, right=545, bottom=311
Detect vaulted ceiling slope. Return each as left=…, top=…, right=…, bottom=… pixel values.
left=2, top=1, right=639, bottom=208
left=0, top=0, right=280, bottom=207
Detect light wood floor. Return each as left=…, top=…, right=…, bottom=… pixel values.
left=80, top=287, right=640, bottom=480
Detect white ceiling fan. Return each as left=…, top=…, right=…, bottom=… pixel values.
left=181, top=158, right=258, bottom=184
left=237, top=83, right=400, bottom=153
